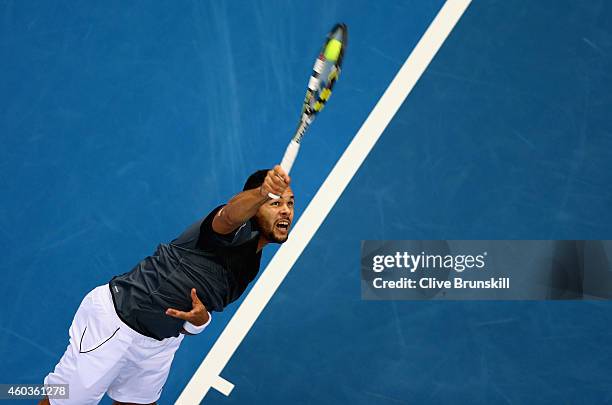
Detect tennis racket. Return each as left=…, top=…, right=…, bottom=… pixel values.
left=269, top=23, right=348, bottom=199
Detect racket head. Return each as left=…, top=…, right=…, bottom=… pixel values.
left=293, top=23, right=347, bottom=143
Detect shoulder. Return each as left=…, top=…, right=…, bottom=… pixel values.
left=197, top=205, right=257, bottom=249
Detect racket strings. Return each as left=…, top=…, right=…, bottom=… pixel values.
left=291, top=23, right=347, bottom=143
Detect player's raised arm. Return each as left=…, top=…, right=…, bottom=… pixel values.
left=212, top=165, right=290, bottom=235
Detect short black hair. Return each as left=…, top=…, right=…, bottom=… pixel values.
left=243, top=169, right=270, bottom=191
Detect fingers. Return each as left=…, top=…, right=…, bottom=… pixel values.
left=167, top=288, right=209, bottom=324
left=166, top=308, right=190, bottom=321
left=273, top=165, right=290, bottom=184
left=191, top=288, right=202, bottom=306
left=262, top=165, right=291, bottom=197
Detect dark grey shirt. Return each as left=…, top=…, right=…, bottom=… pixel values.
left=109, top=205, right=262, bottom=340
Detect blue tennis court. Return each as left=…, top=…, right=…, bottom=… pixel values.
left=1, top=1, right=612, bottom=403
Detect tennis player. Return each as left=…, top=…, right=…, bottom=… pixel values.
left=41, top=166, right=294, bottom=405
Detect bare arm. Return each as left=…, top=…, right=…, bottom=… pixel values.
left=212, top=165, right=290, bottom=235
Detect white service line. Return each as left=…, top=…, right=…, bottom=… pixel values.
left=175, top=1, right=471, bottom=403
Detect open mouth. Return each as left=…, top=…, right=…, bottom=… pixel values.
left=275, top=220, right=290, bottom=231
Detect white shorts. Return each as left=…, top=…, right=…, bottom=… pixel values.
left=44, top=284, right=184, bottom=404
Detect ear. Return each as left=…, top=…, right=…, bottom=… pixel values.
left=252, top=210, right=263, bottom=231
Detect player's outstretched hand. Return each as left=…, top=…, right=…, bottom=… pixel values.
left=166, top=288, right=210, bottom=326
left=260, top=165, right=291, bottom=198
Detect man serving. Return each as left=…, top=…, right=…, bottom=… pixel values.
left=41, top=166, right=294, bottom=405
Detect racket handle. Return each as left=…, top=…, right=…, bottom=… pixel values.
left=279, top=139, right=300, bottom=173
left=268, top=140, right=300, bottom=199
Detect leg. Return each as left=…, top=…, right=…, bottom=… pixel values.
left=107, top=335, right=184, bottom=404
left=43, top=285, right=131, bottom=404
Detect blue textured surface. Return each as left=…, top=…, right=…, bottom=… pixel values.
left=1, top=0, right=612, bottom=404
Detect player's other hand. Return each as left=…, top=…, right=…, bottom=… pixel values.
left=260, top=165, right=291, bottom=198
left=166, top=288, right=210, bottom=326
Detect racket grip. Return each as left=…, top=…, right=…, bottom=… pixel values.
left=280, top=140, right=300, bottom=174
left=268, top=140, right=300, bottom=199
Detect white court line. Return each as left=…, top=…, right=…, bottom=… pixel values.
left=175, top=1, right=471, bottom=403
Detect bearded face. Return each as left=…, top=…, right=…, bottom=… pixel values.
left=254, top=188, right=294, bottom=244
